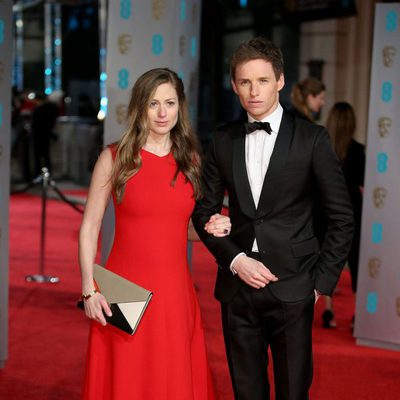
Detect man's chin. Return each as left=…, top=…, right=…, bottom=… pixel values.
left=246, top=110, right=267, bottom=120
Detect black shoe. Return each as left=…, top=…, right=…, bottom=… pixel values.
left=322, top=310, right=336, bottom=328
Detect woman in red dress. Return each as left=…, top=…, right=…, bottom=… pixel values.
left=79, top=68, right=230, bottom=399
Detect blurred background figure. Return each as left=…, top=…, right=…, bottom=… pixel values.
left=31, top=90, right=63, bottom=176
left=323, top=101, right=366, bottom=328
left=11, top=90, right=40, bottom=182
left=290, top=77, right=326, bottom=123
left=11, top=88, right=22, bottom=152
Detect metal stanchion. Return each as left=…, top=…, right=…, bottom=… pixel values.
left=25, top=167, right=60, bottom=283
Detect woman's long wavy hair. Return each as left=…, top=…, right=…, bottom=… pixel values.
left=111, top=68, right=202, bottom=204
left=291, top=77, right=325, bottom=121
left=326, top=101, right=356, bottom=163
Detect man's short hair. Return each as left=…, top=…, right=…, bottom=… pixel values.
left=230, top=37, right=284, bottom=81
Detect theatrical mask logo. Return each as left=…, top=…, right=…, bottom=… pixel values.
left=115, top=104, right=128, bottom=125
left=373, top=187, right=387, bottom=209
left=396, top=297, right=400, bottom=318
left=179, top=35, right=186, bottom=57
left=368, top=258, right=381, bottom=279
left=382, top=46, right=396, bottom=67
left=152, top=0, right=166, bottom=20
left=118, top=34, right=132, bottom=55
left=0, top=61, right=4, bottom=81
left=378, top=117, right=391, bottom=138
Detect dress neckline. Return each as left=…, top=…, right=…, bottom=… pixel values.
left=141, top=148, right=171, bottom=159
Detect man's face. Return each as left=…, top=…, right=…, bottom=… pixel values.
left=231, top=59, right=284, bottom=120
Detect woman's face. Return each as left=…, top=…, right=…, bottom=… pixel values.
left=147, top=83, right=179, bottom=137
left=306, top=90, right=325, bottom=113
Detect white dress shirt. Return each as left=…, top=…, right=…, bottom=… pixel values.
left=230, top=103, right=283, bottom=271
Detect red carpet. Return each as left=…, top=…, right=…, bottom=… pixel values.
left=1, top=193, right=399, bottom=399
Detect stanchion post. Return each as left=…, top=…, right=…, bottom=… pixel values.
left=39, top=167, right=48, bottom=276
left=25, top=167, right=60, bottom=283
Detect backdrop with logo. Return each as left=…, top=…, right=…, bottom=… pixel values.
left=0, top=0, right=12, bottom=368
left=101, top=1, right=202, bottom=262
left=354, top=3, right=400, bottom=350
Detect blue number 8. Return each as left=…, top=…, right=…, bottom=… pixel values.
left=381, top=82, right=392, bottom=102
left=152, top=34, right=164, bottom=55
left=386, top=11, right=397, bottom=32
left=0, top=20, right=4, bottom=44
left=180, top=0, right=186, bottom=21
left=118, top=68, right=129, bottom=89
left=377, top=152, right=388, bottom=173
left=366, top=292, right=378, bottom=314
left=191, top=37, right=197, bottom=58
left=120, top=0, right=131, bottom=20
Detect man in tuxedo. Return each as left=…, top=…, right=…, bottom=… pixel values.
left=192, top=37, right=354, bottom=400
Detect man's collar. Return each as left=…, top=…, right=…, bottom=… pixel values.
left=247, top=103, right=283, bottom=133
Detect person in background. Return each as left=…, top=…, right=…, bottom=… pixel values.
left=13, top=91, right=40, bottom=181
left=192, top=37, right=354, bottom=400
left=290, top=76, right=326, bottom=122
left=323, top=101, right=365, bottom=328
left=79, top=68, right=230, bottom=400
left=31, top=91, right=63, bottom=175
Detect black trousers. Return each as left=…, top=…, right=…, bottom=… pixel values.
left=221, top=255, right=315, bottom=400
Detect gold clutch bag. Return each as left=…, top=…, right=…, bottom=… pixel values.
left=78, top=264, right=153, bottom=335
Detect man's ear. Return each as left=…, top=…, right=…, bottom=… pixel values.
left=231, top=79, right=239, bottom=95
left=277, top=73, right=285, bottom=92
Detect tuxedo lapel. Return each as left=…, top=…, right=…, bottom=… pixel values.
left=256, top=110, right=294, bottom=217
left=232, top=125, right=257, bottom=219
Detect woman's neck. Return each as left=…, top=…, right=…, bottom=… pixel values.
left=143, top=133, right=172, bottom=156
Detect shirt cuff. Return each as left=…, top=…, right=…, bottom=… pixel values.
left=230, top=252, right=246, bottom=275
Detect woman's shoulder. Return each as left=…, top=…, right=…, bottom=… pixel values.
left=350, top=139, right=365, bottom=149
left=100, top=142, right=120, bottom=164
left=105, top=142, right=118, bottom=157
left=96, top=145, right=114, bottom=171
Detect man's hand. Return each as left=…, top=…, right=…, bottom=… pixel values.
left=232, top=255, right=278, bottom=289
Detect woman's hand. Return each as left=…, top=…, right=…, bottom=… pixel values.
left=83, top=292, right=112, bottom=326
left=204, top=213, right=231, bottom=237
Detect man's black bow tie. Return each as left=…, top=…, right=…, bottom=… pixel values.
left=244, top=121, right=272, bottom=134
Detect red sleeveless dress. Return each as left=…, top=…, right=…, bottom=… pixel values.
left=82, top=148, right=215, bottom=399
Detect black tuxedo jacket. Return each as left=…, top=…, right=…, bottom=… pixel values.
left=192, top=110, right=354, bottom=302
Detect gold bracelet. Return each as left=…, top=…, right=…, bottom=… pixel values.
left=81, top=289, right=99, bottom=301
